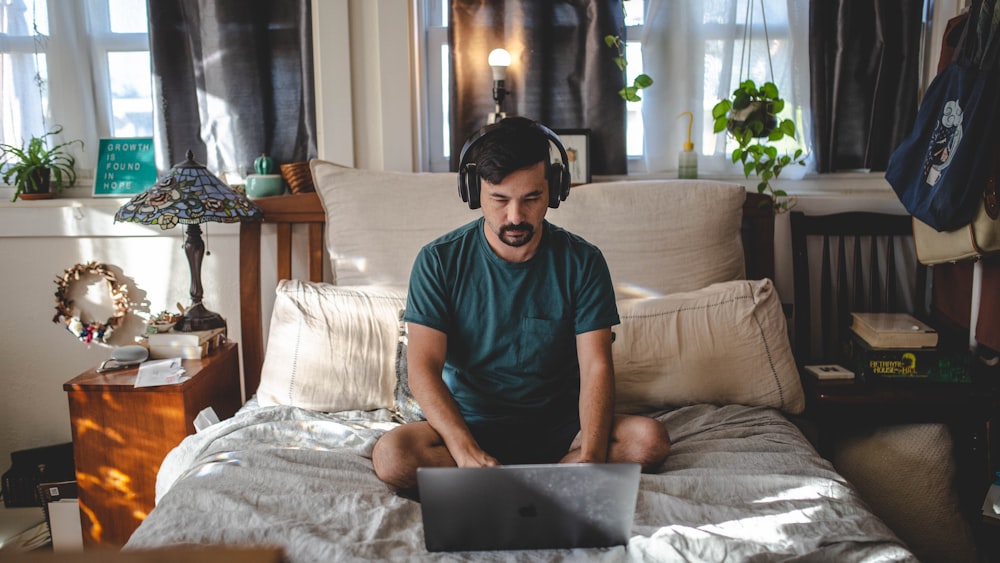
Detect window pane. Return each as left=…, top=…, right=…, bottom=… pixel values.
left=625, top=40, right=644, bottom=157
left=623, top=0, right=644, bottom=26
left=1, top=0, right=48, bottom=36
left=107, top=51, right=153, bottom=137
left=441, top=44, right=451, bottom=160
left=108, top=0, right=148, bottom=33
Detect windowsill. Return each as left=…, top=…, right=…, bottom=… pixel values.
left=0, top=187, right=240, bottom=238
left=0, top=171, right=907, bottom=238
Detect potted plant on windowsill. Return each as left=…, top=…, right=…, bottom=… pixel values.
left=711, top=79, right=805, bottom=212
left=1, top=126, right=84, bottom=202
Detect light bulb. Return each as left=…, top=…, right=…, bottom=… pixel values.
left=488, top=48, right=510, bottom=80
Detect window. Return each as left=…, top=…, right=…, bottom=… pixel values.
left=1, top=0, right=151, bottom=177
left=417, top=0, right=810, bottom=176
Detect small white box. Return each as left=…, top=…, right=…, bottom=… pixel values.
left=803, top=364, right=855, bottom=380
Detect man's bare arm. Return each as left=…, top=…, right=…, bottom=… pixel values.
left=574, top=327, right=616, bottom=463
left=406, top=322, right=499, bottom=467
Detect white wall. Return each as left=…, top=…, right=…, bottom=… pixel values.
left=0, top=0, right=912, bottom=471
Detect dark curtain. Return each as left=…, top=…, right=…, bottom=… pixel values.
left=147, top=0, right=316, bottom=176
left=809, top=0, right=924, bottom=172
left=449, top=0, right=626, bottom=175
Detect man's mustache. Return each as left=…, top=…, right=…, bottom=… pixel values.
left=500, top=223, right=533, bottom=235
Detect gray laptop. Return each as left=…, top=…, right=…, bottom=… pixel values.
left=417, top=463, right=640, bottom=552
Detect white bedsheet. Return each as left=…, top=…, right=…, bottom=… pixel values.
left=125, top=403, right=916, bottom=562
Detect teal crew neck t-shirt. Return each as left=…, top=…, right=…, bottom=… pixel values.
left=404, top=218, right=619, bottom=424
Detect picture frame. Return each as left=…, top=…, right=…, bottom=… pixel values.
left=93, top=137, right=157, bottom=197
left=553, top=129, right=591, bottom=185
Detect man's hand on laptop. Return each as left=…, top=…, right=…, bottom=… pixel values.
left=453, top=445, right=500, bottom=468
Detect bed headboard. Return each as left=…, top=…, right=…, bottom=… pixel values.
left=238, top=190, right=775, bottom=402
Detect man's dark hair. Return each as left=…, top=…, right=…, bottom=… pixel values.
left=471, top=117, right=552, bottom=185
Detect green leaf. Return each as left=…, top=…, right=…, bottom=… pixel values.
left=613, top=56, right=626, bottom=72
left=773, top=189, right=788, bottom=197
left=761, top=82, right=779, bottom=98
left=622, top=86, right=640, bottom=102
left=634, top=74, right=653, bottom=88
left=712, top=99, right=732, bottom=120
left=764, top=146, right=778, bottom=159
left=604, top=35, right=618, bottom=48
left=733, top=91, right=751, bottom=110
left=732, top=148, right=743, bottom=163
left=744, top=162, right=755, bottom=177
left=780, top=119, right=795, bottom=137
left=713, top=116, right=729, bottom=133
left=768, top=128, right=784, bottom=142
left=757, top=182, right=768, bottom=193
left=771, top=99, right=785, bottom=114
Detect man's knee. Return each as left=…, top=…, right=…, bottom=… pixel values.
left=616, top=416, right=671, bottom=472
left=372, top=427, right=416, bottom=488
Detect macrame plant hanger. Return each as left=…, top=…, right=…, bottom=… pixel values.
left=737, top=0, right=775, bottom=88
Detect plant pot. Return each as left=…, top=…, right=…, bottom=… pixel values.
left=17, top=168, right=54, bottom=200
left=727, top=102, right=777, bottom=138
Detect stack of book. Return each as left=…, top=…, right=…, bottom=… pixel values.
left=845, top=312, right=970, bottom=383
left=146, top=327, right=226, bottom=360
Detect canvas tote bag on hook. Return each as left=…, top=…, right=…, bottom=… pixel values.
left=886, top=0, right=1000, bottom=233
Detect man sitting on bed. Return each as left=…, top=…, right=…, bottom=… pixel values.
left=372, top=117, right=671, bottom=491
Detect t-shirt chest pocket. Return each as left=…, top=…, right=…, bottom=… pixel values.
left=517, top=317, right=573, bottom=374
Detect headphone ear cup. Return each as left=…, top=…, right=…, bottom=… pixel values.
left=459, top=163, right=482, bottom=209
left=548, top=162, right=568, bottom=208
left=466, top=173, right=482, bottom=209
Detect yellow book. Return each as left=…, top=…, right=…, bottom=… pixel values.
left=849, top=312, right=938, bottom=349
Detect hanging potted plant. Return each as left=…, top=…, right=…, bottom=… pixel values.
left=0, top=126, right=84, bottom=202
left=711, top=79, right=805, bottom=213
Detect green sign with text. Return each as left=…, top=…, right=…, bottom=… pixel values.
left=93, top=138, right=157, bottom=197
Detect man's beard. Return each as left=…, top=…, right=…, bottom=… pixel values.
left=499, top=222, right=535, bottom=247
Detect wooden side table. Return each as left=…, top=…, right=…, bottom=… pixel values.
left=63, top=342, right=241, bottom=547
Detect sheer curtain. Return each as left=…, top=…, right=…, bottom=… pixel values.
left=449, top=0, right=627, bottom=175
left=1, top=0, right=100, bottom=173
left=147, top=0, right=316, bottom=177
left=641, top=0, right=812, bottom=176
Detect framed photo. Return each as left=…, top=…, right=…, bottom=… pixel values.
left=553, top=129, right=590, bottom=185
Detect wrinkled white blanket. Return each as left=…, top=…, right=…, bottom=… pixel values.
left=125, top=403, right=915, bottom=562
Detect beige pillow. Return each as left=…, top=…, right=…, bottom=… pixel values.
left=311, top=161, right=746, bottom=295
left=256, top=281, right=407, bottom=412
left=612, top=278, right=804, bottom=414
left=310, top=160, right=476, bottom=286
left=547, top=180, right=747, bottom=297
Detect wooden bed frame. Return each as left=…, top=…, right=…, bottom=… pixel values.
left=238, top=190, right=775, bottom=400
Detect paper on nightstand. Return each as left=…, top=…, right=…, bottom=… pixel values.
left=134, top=358, right=188, bottom=387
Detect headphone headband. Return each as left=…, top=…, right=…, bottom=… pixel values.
left=457, top=117, right=571, bottom=209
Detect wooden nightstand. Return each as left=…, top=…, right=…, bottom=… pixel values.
left=801, top=371, right=998, bottom=555
left=63, top=342, right=241, bottom=547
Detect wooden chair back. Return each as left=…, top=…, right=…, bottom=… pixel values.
left=790, top=211, right=927, bottom=364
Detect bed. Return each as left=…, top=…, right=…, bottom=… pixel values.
left=124, top=161, right=916, bottom=561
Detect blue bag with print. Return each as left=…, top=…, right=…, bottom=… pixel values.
left=886, top=0, right=1000, bottom=232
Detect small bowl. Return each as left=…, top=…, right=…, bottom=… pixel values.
left=146, top=321, right=176, bottom=334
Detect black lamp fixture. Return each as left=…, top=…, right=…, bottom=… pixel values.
left=114, top=150, right=263, bottom=332
left=488, top=48, right=511, bottom=124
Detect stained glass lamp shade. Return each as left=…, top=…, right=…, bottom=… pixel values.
left=115, top=150, right=263, bottom=332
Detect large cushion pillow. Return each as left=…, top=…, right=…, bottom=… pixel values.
left=311, top=161, right=747, bottom=295
left=547, top=180, right=747, bottom=297
left=612, top=278, right=804, bottom=414
left=311, top=160, right=476, bottom=286
left=256, top=280, right=407, bottom=412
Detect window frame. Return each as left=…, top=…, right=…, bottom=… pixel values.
left=0, top=0, right=151, bottom=182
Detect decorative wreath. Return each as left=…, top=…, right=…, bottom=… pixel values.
left=53, top=262, right=130, bottom=344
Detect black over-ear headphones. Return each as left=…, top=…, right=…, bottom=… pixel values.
left=457, top=118, right=571, bottom=210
